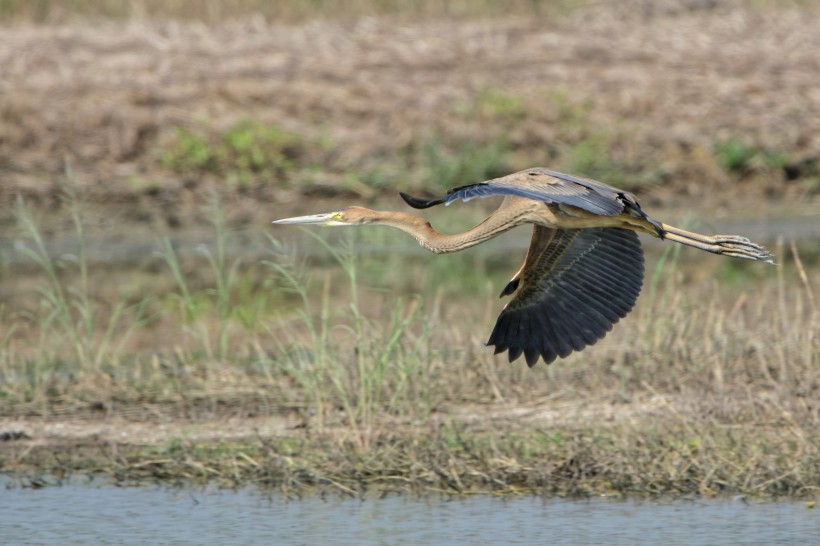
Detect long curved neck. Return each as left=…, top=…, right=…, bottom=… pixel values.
left=375, top=207, right=528, bottom=254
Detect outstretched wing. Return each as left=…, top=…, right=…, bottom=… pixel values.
left=401, top=168, right=631, bottom=216
left=488, top=226, right=644, bottom=367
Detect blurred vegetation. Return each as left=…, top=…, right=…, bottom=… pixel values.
left=147, top=83, right=820, bottom=197
left=2, top=0, right=819, bottom=23
left=161, top=120, right=302, bottom=186
left=712, top=138, right=820, bottom=198
left=0, top=0, right=587, bottom=23
left=415, top=136, right=510, bottom=191
left=0, top=0, right=817, bottom=227
left=715, top=138, right=791, bottom=175
left=152, top=88, right=674, bottom=195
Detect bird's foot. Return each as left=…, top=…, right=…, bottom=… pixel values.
left=712, top=235, right=775, bottom=263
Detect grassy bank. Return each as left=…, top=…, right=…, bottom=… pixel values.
left=10, top=417, right=817, bottom=498
left=1, top=195, right=818, bottom=498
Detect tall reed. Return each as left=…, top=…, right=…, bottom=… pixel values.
left=266, top=230, right=433, bottom=448
left=10, top=193, right=147, bottom=374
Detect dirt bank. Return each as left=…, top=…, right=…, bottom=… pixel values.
left=1, top=3, right=819, bottom=236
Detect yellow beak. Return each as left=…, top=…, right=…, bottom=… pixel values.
left=272, top=212, right=342, bottom=226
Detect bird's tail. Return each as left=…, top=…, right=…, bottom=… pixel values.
left=660, top=223, right=775, bottom=263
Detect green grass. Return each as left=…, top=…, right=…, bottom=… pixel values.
left=715, top=138, right=767, bottom=174
left=9, top=193, right=149, bottom=376
left=161, top=120, right=301, bottom=185
left=335, top=87, right=668, bottom=196
left=457, top=88, right=528, bottom=124
left=160, top=98, right=518, bottom=195
left=541, top=90, right=664, bottom=189
left=264, top=230, right=436, bottom=447
left=155, top=196, right=243, bottom=361
left=714, top=138, right=799, bottom=177
left=417, top=136, right=511, bottom=192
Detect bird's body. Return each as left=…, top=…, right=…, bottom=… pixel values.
left=274, top=168, right=773, bottom=366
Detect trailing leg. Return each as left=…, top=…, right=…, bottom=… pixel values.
left=660, top=223, right=774, bottom=263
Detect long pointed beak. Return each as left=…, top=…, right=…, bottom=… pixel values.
left=273, top=212, right=338, bottom=225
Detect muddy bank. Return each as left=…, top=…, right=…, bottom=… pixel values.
left=2, top=394, right=817, bottom=498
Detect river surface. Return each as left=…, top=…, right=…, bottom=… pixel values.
left=1, top=481, right=817, bottom=545
left=3, top=213, right=819, bottom=267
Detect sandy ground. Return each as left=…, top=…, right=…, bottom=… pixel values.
left=0, top=395, right=685, bottom=448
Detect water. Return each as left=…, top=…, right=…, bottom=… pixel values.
left=3, top=214, right=818, bottom=268
left=1, top=482, right=817, bottom=545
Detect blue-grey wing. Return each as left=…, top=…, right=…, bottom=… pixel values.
left=401, top=168, right=630, bottom=216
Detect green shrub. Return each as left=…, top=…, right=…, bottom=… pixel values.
left=161, top=120, right=302, bottom=184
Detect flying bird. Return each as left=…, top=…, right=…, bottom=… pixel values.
left=274, top=168, right=773, bottom=366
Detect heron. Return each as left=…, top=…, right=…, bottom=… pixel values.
left=274, top=168, right=773, bottom=367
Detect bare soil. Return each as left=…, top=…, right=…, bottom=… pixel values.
left=1, top=2, right=820, bottom=237
left=0, top=397, right=669, bottom=447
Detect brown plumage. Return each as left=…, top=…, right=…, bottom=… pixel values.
left=274, top=168, right=773, bottom=366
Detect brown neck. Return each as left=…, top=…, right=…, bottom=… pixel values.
left=375, top=208, right=527, bottom=254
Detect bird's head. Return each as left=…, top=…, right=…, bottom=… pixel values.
left=273, top=206, right=378, bottom=227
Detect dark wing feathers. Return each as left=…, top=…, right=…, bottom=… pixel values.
left=486, top=226, right=644, bottom=366
left=499, top=277, right=520, bottom=297
left=401, top=168, right=629, bottom=216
